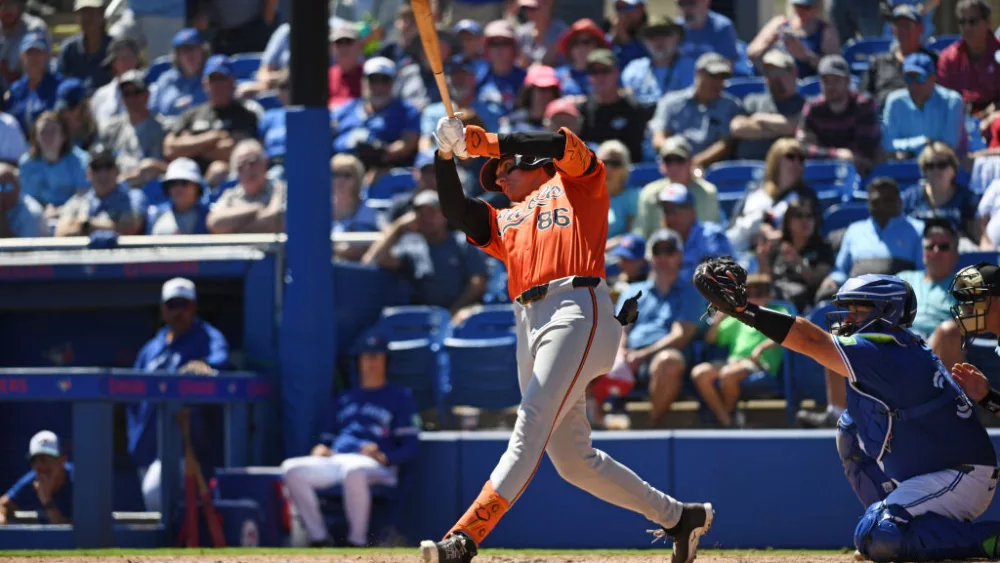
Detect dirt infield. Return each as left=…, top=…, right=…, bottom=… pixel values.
left=0, top=552, right=858, bottom=563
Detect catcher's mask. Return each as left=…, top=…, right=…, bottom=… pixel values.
left=480, top=154, right=554, bottom=193
left=949, top=262, right=1000, bottom=343
left=826, top=274, right=914, bottom=336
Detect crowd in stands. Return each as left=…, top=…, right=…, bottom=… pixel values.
left=3, top=0, right=1000, bottom=428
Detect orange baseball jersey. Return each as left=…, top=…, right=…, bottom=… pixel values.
left=472, top=128, right=608, bottom=300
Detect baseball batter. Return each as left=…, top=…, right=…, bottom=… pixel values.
left=421, top=117, right=712, bottom=563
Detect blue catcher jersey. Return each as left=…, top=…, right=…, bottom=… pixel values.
left=834, top=330, right=997, bottom=482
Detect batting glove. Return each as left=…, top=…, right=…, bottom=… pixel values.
left=434, top=115, right=468, bottom=158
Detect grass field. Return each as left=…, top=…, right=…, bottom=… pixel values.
left=0, top=548, right=861, bottom=563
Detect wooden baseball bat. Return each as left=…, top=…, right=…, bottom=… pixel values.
left=411, top=0, right=455, bottom=118
left=179, top=408, right=227, bottom=548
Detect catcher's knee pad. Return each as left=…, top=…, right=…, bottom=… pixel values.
left=837, top=412, right=894, bottom=507
left=854, top=502, right=908, bottom=562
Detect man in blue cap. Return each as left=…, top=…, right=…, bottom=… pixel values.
left=3, top=32, right=61, bottom=134
left=0, top=0, right=50, bottom=91
left=420, top=55, right=502, bottom=152
left=657, top=182, right=733, bottom=283
left=281, top=330, right=420, bottom=547
left=881, top=51, right=965, bottom=159
left=148, top=28, right=209, bottom=120
left=163, top=54, right=260, bottom=172
left=861, top=4, right=938, bottom=112
left=453, top=19, right=484, bottom=61
left=609, top=232, right=649, bottom=296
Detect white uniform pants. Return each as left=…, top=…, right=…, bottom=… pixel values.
left=139, top=459, right=185, bottom=513
left=491, top=277, right=683, bottom=528
left=887, top=464, right=998, bottom=521
left=281, top=453, right=398, bottom=545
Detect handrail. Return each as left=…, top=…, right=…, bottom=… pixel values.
left=0, top=232, right=381, bottom=252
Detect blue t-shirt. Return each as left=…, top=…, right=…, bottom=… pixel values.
left=126, top=319, right=230, bottom=468
left=830, top=215, right=925, bottom=284
left=18, top=146, right=90, bottom=207
left=620, top=56, right=697, bottom=108
left=332, top=98, right=421, bottom=154
left=148, top=68, right=207, bottom=119
left=834, top=331, right=996, bottom=481
left=320, top=385, right=420, bottom=466
left=681, top=221, right=734, bottom=283
left=258, top=107, right=287, bottom=159
left=611, top=36, right=650, bottom=69
left=332, top=204, right=379, bottom=233
left=477, top=66, right=527, bottom=114
left=882, top=85, right=965, bottom=156
left=608, top=189, right=639, bottom=239
left=555, top=65, right=591, bottom=97
left=392, top=231, right=488, bottom=308
left=651, top=88, right=744, bottom=155
left=57, top=33, right=112, bottom=91
left=4, top=462, right=74, bottom=522
left=678, top=11, right=740, bottom=62
left=896, top=270, right=955, bottom=338
left=5, top=71, right=62, bottom=134
left=900, top=183, right=978, bottom=237
left=619, top=279, right=705, bottom=350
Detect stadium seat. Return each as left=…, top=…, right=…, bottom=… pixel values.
left=842, top=37, right=893, bottom=74
left=445, top=306, right=521, bottom=411
left=451, top=304, right=515, bottom=339
left=256, top=93, right=281, bottom=110
left=229, top=52, right=263, bottom=81
left=865, top=160, right=921, bottom=195
left=704, top=160, right=765, bottom=217
left=957, top=251, right=999, bottom=270
left=724, top=77, right=767, bottom=99
left=821, top=202, right=869, bottom=236
left=145, top=55, right=172, bottom=84
left=375, top=306, right=451, bottom=414
left=803, top=159, right=858, bottom=209
left=928, top=34, right=960, bottom=52
left=733, top=39, right=757, bottom=77
left=365, top=168, right=416, bottom=200
left=628, top=161, right=662, bottom=189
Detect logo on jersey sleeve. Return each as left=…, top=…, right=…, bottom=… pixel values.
left=837, top=335, right=857, bottom=346
left=497, top=184, right=567, bottom=237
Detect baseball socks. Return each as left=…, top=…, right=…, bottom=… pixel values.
left=420, top=481, right=510, bottom=563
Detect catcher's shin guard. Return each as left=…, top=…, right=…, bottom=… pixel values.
left=837, top=412, right=895, bottom=507
left=855, top=502, right=1000, bottom=562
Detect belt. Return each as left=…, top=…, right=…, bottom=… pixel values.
left=515, top=276, right=601, bottom=306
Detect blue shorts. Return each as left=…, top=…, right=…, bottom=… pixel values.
left=738, top=370, right=781, bottom=399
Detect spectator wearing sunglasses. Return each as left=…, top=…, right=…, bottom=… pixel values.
left=507, top=64, right=561, bottom=133
left=90, top=37, right=142, bottom=123
left=97, top=70, right=166, bottom=185
left=861, top=5, right=938, bottom=113
left=634, top=135, right=720, bottom=240
left=657, top=182, right=732, bottom=283
left=755, top=199, right=833, bottom=313
left=896, top=218, right=964, bottom=369
left=881, top=53, right=965, bottom=160
left=901, top=141, right=979, bottom=244
left=0, top=163, right=47, bottom=238
left=147, top=158, right=209, bottom=235
left=478, top=20, right=528, bottom=115
left=608, top=0, right=650, bottom=68
left=553, top=18, right=610, bottom=97
left=620, top=16, right=694, bottom=109
left=731, top=50, right=805, bottom=161
left=576, top=49, right=650, bottom=164
left=937, top=0, right=1000, bottom=115
left=598, top=140, right=638, bottom=242
left=54, top=144, right=147, bottom=236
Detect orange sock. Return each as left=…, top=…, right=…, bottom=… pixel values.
left=446, top=480, right=510, bottom=544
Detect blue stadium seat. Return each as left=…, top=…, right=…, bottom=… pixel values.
left=865, top=160, right=921, bottom=195
left=451, top=304, right=515, bottom=339
left=628, top=161, right=662, bottom=189
left=784, top=302, right=834, bottom=423
left=256, top=93, right=281, bottom=110
left=803, top=159, right=858, bottom=210
left=445, top=305, right=520, bottom=411
left=229, top=52, right=263, bottom=81
left=822, top=202, right=869, bottom=236
left=724, top=77, right=767, bottom=99
left=704, top=160, right=765, bottom=217
left=928, top=34, right=960, bottom=53
left=375, top=306, right=451, bottom=414
left=365, top=168, right=416, bottom=200
left=957, top=251, right=999, bottom=269
left=842, top=37, right=893, bottom=74
left=733, top=39, right=757, bottom=77
left=145, top=55, right=172, bottom=84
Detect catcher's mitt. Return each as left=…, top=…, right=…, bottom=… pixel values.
left=693, top=257, right=748, bottom=316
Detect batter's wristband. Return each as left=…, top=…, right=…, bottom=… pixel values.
left=978, top=388, right=1000, bottom=415
left=735, top=303, right=795, bottom=344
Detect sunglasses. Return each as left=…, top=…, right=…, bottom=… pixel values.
left=90, top=161, right=116, bottom=172
left=958, top=16, right=981, bottom=27
left=333, top=171, right=354, bottom=180
left=788, top=211, right=814, bottom=220
left=238, top=155, right=264, bottom=168
left=662, top=156, right=687, bottom=165
left=923, top=159, right=951, bottom=171
left=367, top=74, right=393, bottom=85
left=783, top=152, right=806, bottom=162
left=207, top=74, right=231, bottom=83
left=164, top=298, right=192, bottom=310
left=652, top=243, right=679, bottom=255
left=333, top=38, right=356, bottom=46
left=120, top=88, right=144, bottom=97
left=587, top=65, right=614, bottom=75
left=904, top=73, right=929, bottom=85
left=570, top=38, right=598, bottom=48
left=486, top=40, right=515, bottom=49
left=604, top=159, right=625, bottom=168
left=924, top=242, right=953, bottom=252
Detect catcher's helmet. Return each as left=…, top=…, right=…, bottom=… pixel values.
left=827, top=274, right=913, bottom=336
left=949, top=262, right=1000, bottom=340
left=480, top=154, right=554, bottom=193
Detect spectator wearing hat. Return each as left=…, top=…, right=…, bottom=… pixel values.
left=128, top=277, right=230, bottom=511
left=55, top=78, right=98, bottom=151
left=651, top=52, right=743, bottom=168
left=479, top=20, right=528, bottom=114
left=453, top=19, right=485, bottom=61
left=18, top=111, right=89, bottom=214
left=609, top=232, right=649, bottom=295
left=54, top=143, right=147, bottom=236
left=542, top=97, right=583, bottom=136
left=620, top=16, right=695, bottom=108
left=207, top=139, right=285, bottom=234
left=658, top=182, right=732, bottom=282
left=331, top=153, right=378, bottom=238
left=0, top=110, right=28, bottom=165
left=608, top=0, right=650, bottom=68
left=576, top=49, right=649, bottom=164
left=164, top=54, right=261, bottom=172
left=4, top=33, right=62, bottom=134
left=515, top=0, right=568, bottom=67
left=98, top=70, right=167, bottom=184
left=889, top=0, right=938, bottom=43
left=328, top=23, right=364, bottom=110
left=731, top=50, right=806, bottom=161
left=0, top=0, right=50, bottom=92
left=882, top=52, right=965, bottom=160
left=675, top=0, right=738, bottom=62
left=395, top=24, right=458, bottom=112
left=281, top=330, right=419, bottom=548
left=0, top=430, right=73, bottom=525
left=0, top=163, right=47, bottom=237
left=747, top=0, right=839, bottom=79
left=861, top=5, right=938, bottom=112
left=57, top=0, right=112, bottom=91
left=90, top=36, right=142, bottom=123
left=363, top=190, right=488, bottom=319
left=796, top=54, right=880, bottom=175
left=507, top=64, right=561, bottom=133
left=553, top=18, right=610, bottom=97
left=938, top=0, right=1000, bottom=116
left=634, top=136, right=720, bottom=239
left=332, top=57, right=420, bottom=175
left=420, top=55, right=503, bottom=152
left=147, top=157, right=209, bottom=235
left=148, top=29, right=209, bottom=121
left=614, top=228, right=706, bottom=425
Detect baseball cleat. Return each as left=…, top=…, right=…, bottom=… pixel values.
left=420, top=531, right=478, bottom=563
left=649, top=502, right=714, bottom=563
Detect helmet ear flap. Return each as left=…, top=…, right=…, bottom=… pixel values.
left=901, top=280, right=917, bottom=327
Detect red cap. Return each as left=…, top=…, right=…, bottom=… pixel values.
left=556, top=18, right=611, bottom=57
left=544, top=97, right=580, bottom=120
left=525, top=65, right=560, bottom=89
